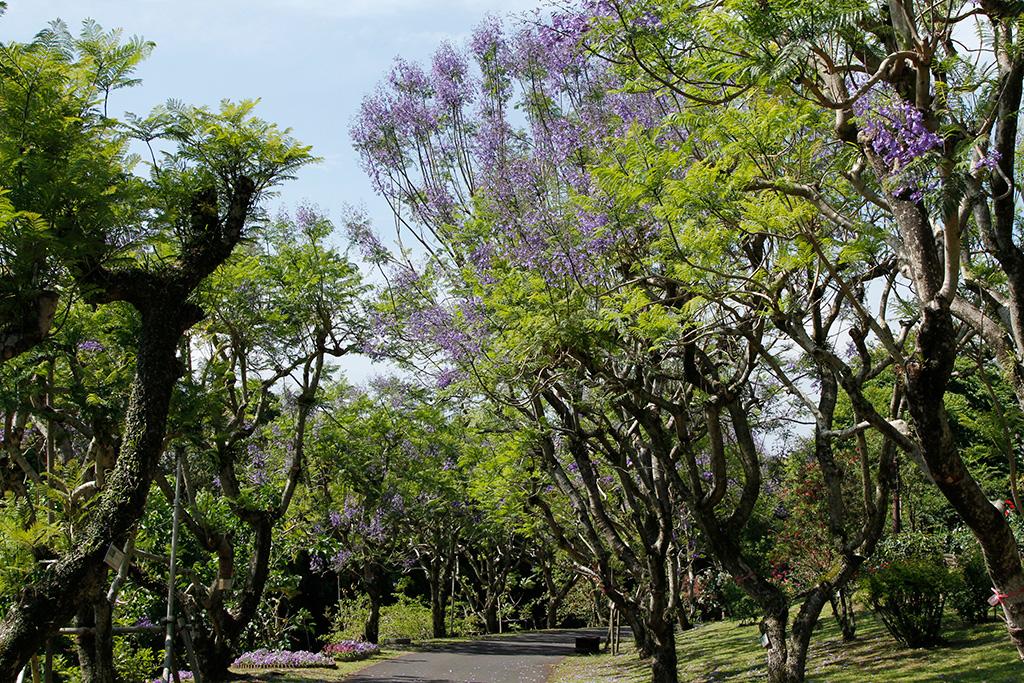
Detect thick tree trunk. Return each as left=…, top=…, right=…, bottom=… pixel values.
left=483, top=596, right=499, bottom=634
left=0, top=305, right=194, bottom=680
left=365, top=594, right=381, bottom=645
left=647, top=612, right=677, bottom=683
left=907, top=309, right=1024, bottom=657
left=362, top=560, right=386, bottom=645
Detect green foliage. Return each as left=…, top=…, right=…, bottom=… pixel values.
left=860, top=533, right=959, bottom=647
left=329, top=596, right=371, bottom=642
left=0, top=495, right=59, bottom=598
left=378, top=596, right=434, bottom=641
left=113, top=636, right=161, bottom=683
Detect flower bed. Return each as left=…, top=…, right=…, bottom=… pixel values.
left=232, top=649, right=336, bottom=669
left=322, top=640, right=381, bottom=661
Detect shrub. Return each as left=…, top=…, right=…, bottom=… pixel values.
left=379, top=596, right=434, bottom=641
left=860, top=533, right=958, bottom=647
left=329, top=596, right=371, bottom=642
left=112, top=636, right=160, bottom=683
left=948, top=543, right=993, bottom=625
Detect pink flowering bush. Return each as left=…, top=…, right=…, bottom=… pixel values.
left=322, top=640, right=381, bottom=661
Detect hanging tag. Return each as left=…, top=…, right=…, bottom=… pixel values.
left=104, top=544, right=125, bottom=571
left=988, top=592, right=1002, bottom=607
left=760, top=633, right=770, bottom=648
left=217, top=577, right=233, bottom=590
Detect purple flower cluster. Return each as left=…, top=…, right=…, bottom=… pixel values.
left=851, top=76, right=941, bottom=200
left=77, top=340, right=105, bottom=353
left=322, top=640, right=380, bottom=661
left=232, top=649, right=335, bottom=669
left=245, top=441, right=270, bottom=486
left=973, top=148, right=1002, bottom=172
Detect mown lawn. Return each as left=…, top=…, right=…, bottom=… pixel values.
left=552, top=606, right=1021, bottom=682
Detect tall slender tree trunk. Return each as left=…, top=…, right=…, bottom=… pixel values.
left=429, top=562, right=447, bottom=638
left=75, top=584, right=115, bottom=683
left=829, top=587, right=856, bottom=641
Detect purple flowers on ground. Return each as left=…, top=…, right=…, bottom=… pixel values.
left=232, top=649, right=335, bottom=669
left=322, top=640, right=381, bottom=661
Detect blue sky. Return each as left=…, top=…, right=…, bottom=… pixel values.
left=0, top=0, right=537, bottom=218
left=1, top=0, right=540, bottom=381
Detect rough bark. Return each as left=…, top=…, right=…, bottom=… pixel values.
left=0, top=178, right=255, bottom=679
left=0, top=291, right=58, bottom=364
left=0, top=303, right=193, bottom=681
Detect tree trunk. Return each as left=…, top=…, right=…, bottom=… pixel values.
left=365, top=594, right=381, bottom=645
left=191, top=513, right=275, bottom=682
left=429, top=567, right=447, bottom=638
left=829, top=587, right=856, bottom=642
left=647, top=615, right=677, bottom=683
left=483, top=596, right=499, bottom=634
left=906, top=308, right=1024, bottom=658
left=0, top=304, right=195, bottom=681
left=75, top=585, right=115, bottom=683
left=361, top=560, right=388, bottom=645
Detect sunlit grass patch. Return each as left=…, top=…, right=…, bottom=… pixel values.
left=550, top=606, right=1021, bottom=683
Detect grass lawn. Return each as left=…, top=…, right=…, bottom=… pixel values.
left=227, top=650, right=403, bottom=681
left=551, top=606, right=1022, bottom=682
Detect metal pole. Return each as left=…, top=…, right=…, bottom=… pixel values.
left=162, top=454, right=183, bottom=682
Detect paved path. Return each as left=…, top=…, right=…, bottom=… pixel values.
left=343, top=629, right=603, bottom=683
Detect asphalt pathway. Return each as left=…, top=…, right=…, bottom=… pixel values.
left=343, top=629, right=604, bottom=683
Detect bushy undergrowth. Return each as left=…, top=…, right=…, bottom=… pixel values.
left=860, top=533, right=958, bottom=647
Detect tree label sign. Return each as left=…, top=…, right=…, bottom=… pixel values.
left=760, top=633, right=770, bottom=648
left=104, top=544, right=126, bottom=571
left=217, top=577, right=233, bottom=590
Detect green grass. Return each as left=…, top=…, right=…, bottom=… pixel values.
left=227, top=650, right=402, bottom=681
left=551, top=608, right=1022, bottom=682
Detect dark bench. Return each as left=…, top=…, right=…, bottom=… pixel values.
left=575, top=636, right=602, bottom=654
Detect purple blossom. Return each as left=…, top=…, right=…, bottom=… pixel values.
left=232, top=649, right=334, bottom=669
left=344, top=211, right=389, bottom=264
left=436, top=367, right=462, bottom=389
left=432, top=42, right=471, bottom=111
left=77, top=340, right=105, bottom=353
left=332, top=548, right=353, bottom=569
left=851, top=76, right=941, bottom=198
left=973, top=148, right=1002, bottom=172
